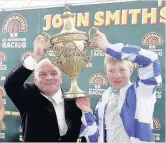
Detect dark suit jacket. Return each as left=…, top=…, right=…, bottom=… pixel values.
left=4, top=64, right=82, bottom=142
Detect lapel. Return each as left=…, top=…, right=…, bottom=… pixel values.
left=64, top=98, right=73, bottom=129
left=31, top=83, right=55, bottom=112
left=61, top=89, right=71, bottom=121
left=31, top=85, right=73, bottom=129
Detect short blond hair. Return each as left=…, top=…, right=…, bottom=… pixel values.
left=104, top=54, right=134, bottom=70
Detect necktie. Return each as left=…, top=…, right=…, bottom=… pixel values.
left=48, top=97, right=56, bottom=105
left=105, top=88, right=130, bottom=143
left=48, top=97, right=68, bottom=136
left=112, top=88, right=120, bottom=95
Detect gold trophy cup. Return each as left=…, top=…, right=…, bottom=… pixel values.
left=41, top=5, right=98, bottom=98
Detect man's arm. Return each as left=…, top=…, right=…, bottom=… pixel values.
left=106, top=43, right=162, bottom=93
left=91, top=30, right=161, bottom=93
left=4, top=34, right=50, bottom=112
left=90, top=31, right=161, bottom=90
left=79, top=110, right=99, bottom=142
left=76, top=98, right=99, bottom=143
left=4, top=62, right=33, bottom=112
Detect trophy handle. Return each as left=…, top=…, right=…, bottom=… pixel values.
left=39, top=32, right=51, bottom=47
left=88, top=27, right=99, bottom=43
left=83, top=27, right=99, bottom=66
left=39, top=32, right=57, bottom=64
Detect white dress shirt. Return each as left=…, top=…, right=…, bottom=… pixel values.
left=42, top=89, right=68, bottom=136
left=23, top=55, right=68, bottom=136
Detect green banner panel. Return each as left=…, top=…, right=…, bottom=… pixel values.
left=0, top=0, right=165, bottom=142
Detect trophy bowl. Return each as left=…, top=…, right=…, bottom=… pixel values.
left=41, top=5, right=98, bottom=98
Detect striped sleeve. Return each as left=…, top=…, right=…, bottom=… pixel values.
left=79, top=110, right=99, bottom=143
left=106, top=43, right=162, bottom=93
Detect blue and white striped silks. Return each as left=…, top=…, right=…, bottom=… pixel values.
left=79, top=43, right=162, bottom=143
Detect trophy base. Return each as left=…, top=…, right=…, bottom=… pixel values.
left=63, top=91, right=87, bottom=99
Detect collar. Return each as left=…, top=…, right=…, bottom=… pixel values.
left=41, top=89, right=64, bottom=105
left=119, top=81, right=132, bottom=95
left=102, top=81, right=132, bottom=104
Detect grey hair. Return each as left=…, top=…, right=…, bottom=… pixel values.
left=34, top=58, right=53, bottom=77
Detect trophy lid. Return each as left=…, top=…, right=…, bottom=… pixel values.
left=54, top=4, right=86, bottom=36
left=61, top=4, right=74, bottom=19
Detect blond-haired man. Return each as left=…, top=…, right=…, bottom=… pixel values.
left=77, top=31, right=161, bottom=143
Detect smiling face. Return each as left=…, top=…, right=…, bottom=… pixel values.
left=105, top=56, right=133, bottom=89
left=33, top=59, right=62, bottom=96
